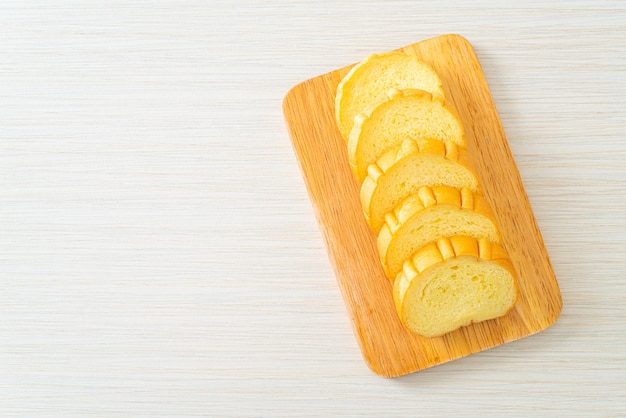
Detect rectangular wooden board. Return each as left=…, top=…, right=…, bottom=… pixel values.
left=282, top=34, right=562, bottom=377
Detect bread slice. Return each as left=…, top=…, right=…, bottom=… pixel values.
left=335, top=52, right=445, bottom=142
left=393, top=236, right=518, bottom=338
left=360, top=139, right=479, bottom=232
left=378, top=186, right=501, bottom=280
left=348, top=89, right=465, bottom=183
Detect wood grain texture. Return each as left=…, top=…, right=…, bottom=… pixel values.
left=284, top=35, right=562, bottom=377
left=2, top=1, right=626, bottom=416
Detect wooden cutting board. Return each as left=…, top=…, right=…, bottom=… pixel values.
left=282, top=34, right=562, bottom=378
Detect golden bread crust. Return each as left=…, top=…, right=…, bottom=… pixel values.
left=377, top=186, right=501, bottom=279
left=360, top=140, right=478, bottom=232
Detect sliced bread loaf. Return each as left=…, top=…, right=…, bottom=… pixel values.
left=393, top=236, right=518, bottom=338
left=378, top=186, right=501, bottom=280
left=360, top=139, right=479, bottom=232
left=348, top=88, right=465, bottom=183
left=335, top=53, right=444, bottom=142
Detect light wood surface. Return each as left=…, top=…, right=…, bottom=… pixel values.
left=2, top=1, right=626, bottom=416
left=284, top=34, right=561, bottom=377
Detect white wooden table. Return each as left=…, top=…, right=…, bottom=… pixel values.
left=2, top=2, right=625, bottom=416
